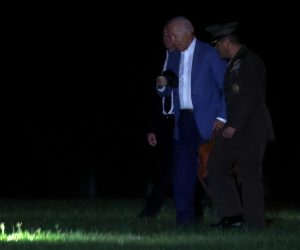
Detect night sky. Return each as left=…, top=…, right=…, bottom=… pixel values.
left=7, top=6, right=299, bottom=202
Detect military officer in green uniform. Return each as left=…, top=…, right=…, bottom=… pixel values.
left=205, top=22, right=275, bottom=230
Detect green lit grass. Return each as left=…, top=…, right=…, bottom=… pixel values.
left=0, top=199, right=299, bottom=249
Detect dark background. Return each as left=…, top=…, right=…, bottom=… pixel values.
left=6, top=6, right=298, bottom=203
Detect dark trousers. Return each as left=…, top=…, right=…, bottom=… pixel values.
left=208, top=131, right=267, bottom=229
left=142, top=115, right=174, bottom=216
left=173, top=110, right=205, bottom=224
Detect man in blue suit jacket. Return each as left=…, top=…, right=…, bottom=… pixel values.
left=157, top=16, right=227, bottom=225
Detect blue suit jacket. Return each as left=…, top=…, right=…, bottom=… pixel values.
left=162, top=39, right=227, bottom=140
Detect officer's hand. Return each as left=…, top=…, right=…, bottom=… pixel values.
left=222, top=126, right=236, bottom=138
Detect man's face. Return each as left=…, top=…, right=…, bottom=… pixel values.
left=166, top=22, right=192, bottom=51
left=215, top=38, right=227, bottom=59
left=162, top=30, right=175, bottom=51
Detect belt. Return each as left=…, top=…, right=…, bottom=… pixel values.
left=180, top=109, right=193, bottom=112
left=161, top=114, right=174, bottom=119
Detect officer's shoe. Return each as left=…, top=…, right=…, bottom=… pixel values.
left=212, top=215, right=243, bottom=229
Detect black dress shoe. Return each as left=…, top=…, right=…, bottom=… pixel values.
left=212, top=215, right=243, bottom=229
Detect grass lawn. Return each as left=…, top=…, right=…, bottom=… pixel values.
left=0, top=199, right=299, bottom=249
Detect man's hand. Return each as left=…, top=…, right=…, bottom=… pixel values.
left=156, top=76, right=168, bottom=87
left=147, top=133, right=157, bottom=146
left=213, top=120, right=225, bottom=131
